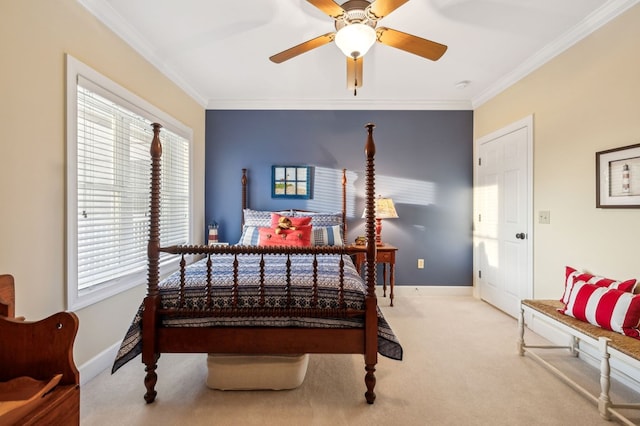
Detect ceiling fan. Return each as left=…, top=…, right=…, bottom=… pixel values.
left=269, top=0, right=448, bottom=95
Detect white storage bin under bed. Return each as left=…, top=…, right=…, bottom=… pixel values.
left=206, top=354, right=309, bottom=391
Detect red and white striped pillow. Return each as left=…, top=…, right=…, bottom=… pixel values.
left=560, top=281, right=640, bottom=338
left=560, top=266, right=637, bottom=304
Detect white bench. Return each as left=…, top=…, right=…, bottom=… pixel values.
left=518, top=299, right=640, bottom=425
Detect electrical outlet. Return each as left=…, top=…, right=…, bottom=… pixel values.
left=417, top=259, right=424, bottom=269
left=539, top=210, right=551, bottom=224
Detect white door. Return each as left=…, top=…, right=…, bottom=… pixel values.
left=475, top=116, right=533, bottom=318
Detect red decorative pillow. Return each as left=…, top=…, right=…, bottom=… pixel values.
left=258, top=226, right=312, bottom=247
left=560, top=266, right=637, bottom=304
left=560, top=266, right=581, bottom=304
left=560, top=281, right=640, bottom=338
left=270, top=213, right=312, bottom=228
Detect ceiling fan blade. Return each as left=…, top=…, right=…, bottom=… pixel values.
left=346, top=56, right=363, bottom=95
left=269, top=33, right=335, bottom=63
left=376, top=27, right=447, bottom=61
left=307, top=0, right=346, bottom=19
left=367, top=0, right=409, bottom=20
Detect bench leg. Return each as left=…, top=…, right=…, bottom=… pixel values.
left=570, top=336, right=579, bottom=357
left=598, top=337, right=612, bottom=420
left=517, top=306, right=525, bottom=356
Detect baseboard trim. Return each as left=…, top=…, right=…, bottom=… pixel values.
left=380, top=285, right=473, bottom=297
left=78, top=341, right=121, bottom=386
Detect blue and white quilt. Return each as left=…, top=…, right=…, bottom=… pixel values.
left=112, top=253, right=403, bottom=373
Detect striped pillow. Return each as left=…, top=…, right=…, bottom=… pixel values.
left=243, top=209, right=272, bottom=227
left=560, top=266, right=581, bottom=304
left=243, top=209, right=293, bottom=227
left=237, top=225, right=260, bottom=245
left=560, top=282, right=640, bottom=338
left=560, top=266, right=637, bottom=304
left=313, top=225, right=344, bottom=246
left=295, top=211, right=343, bottom=227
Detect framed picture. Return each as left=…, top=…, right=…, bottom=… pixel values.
left=272, top=165, right=312, bottom=199
left=596, top=143, right=640, bottom=208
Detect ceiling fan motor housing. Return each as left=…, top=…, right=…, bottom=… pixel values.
left=334, top=0, right=378, bottom=31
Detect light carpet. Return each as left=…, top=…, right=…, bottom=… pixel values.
left=80, top=295, right=639, bottom=425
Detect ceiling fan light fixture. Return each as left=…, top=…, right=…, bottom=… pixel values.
left=335, top=23, right=376, bottom=59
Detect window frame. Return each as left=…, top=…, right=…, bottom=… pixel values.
left=66, top=54, right=193, bottom=311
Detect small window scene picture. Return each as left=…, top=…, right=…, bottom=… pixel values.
left=596, top=143, right=640, bottom=208
left=272, top=165, right=312, bottom=199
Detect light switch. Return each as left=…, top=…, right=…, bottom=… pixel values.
left=539, top=210, right=550, bottom=224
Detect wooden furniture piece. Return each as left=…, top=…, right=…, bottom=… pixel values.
left=117, top=123, right=400, bottom=405
left=519, top=299, right=640, bottom=425
left=0, top=275, right=80, bottom=426
left=0, top=275, right=15, bottom=318
left=352, top=244, right=397, bottom=306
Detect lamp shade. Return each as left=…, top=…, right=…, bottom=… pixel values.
left=362, top=197, right=399, bottom=219
left=334, top=23, right=376, bottom=59
left=374, top=197, right=399, bottom=219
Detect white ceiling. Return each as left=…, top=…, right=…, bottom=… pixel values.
left=79, top=0, right=638, bottom=110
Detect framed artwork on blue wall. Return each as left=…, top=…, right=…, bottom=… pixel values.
left=272, top=165, right=312, bottom=199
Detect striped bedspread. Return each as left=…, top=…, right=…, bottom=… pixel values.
left=112, top=253, right=403, bottom=373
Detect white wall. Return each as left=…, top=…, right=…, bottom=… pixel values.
left=474, top=4, right=640, bottom=299
left=0, top=0, right=205, bottom=370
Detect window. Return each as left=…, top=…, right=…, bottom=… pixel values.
left=66, top=55, right=192, bottom=310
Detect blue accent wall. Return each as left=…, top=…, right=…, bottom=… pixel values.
left=205, top=110, right=473, bottom=286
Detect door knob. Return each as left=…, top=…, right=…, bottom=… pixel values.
left=515, top=233, right=526, bottom=240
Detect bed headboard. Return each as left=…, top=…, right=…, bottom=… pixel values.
left=240, top=168, right=349, bottom=238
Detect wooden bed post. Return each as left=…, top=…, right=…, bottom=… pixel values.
left=241, top=168, right=248, bottom=231
left=342, top=168, right=347, bottom=238
left=363, top=123, right=378, bottom=404
left=143, top=122, right=162, bottom=403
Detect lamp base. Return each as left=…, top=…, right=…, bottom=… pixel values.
left=375, top=218, right=382, bottom=246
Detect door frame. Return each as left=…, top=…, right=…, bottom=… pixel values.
left=473, top=115, right=534, bottom=303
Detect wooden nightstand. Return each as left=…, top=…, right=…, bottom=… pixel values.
left=350, top=244, right=398, bottom=306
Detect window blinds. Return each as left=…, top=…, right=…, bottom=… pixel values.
left=76, top=78, right=189, bottom=290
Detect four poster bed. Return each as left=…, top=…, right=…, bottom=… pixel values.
left=112, top=123, right=402, bottom=404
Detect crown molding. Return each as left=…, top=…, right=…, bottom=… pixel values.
left=206, top=98, right=472, bottom=110
left=471, top=0, right=640, bottom=108
left=79, top=0, right=639, bottom=112
left=77, top=0, right=208, bottom=107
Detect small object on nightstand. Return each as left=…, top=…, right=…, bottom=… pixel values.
left=354, top=236, right=366, bottom=246
left=208, top=222, right=219, bottom=245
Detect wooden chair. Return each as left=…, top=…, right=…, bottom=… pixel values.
left=0, top=274, right=80, bottom=425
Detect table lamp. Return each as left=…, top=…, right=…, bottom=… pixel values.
left=363, top=196, right=399, bottom=246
